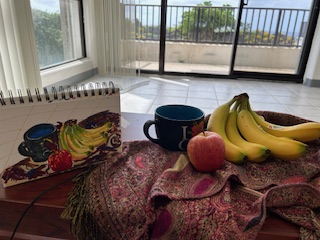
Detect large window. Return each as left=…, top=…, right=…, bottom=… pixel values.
left=30, top=0, right=85, bottom=70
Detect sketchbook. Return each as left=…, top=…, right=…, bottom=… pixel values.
left=0, top=82, right=121, bottom=187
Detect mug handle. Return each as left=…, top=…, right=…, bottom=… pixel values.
left=143, top=120, right=160, bottom=144
left=18, top=142, right=33, bottom=157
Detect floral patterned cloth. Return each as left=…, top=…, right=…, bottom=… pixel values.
left=62, top=111, right=320, bottom=240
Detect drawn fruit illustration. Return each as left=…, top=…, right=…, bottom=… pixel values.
left=48, top=150, right=73, bottom=172
left=59, top=120, right=114, bottom=161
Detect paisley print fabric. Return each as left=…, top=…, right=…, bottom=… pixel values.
left=63, top=111, right=320, bottom=240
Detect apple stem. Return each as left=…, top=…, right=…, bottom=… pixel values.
left=202, top=129, right=205, bottom=136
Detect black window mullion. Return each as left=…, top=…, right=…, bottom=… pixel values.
left=159, top=0, right=167, bottom=74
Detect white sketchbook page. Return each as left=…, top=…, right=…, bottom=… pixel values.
left=0, top=88, right=121, bottom=187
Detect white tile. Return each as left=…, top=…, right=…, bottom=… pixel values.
left=215, top=92, right=240, bottom=104
left=130, top=87, right=161, bottom=95
left=188, top=91, right=217, bottom=99
left=274, top=96, right=311, bottom=106
left=265, top=88, right=299, bottom=97
left=186, top=98, right=219, bottom=110
left=249, top=102, right=290, bottom=114
left=261, top=81, right=291, bottom=90
left=147, top=104, right=162, bottom=115
left=212, top=80, right=238, bottom=87
left=306, top=98, right=320, bottom=107
left=161, top=82, right=189, bottom=90
left=121, top=93, right=156, bottom=113
left=284, top=105, right=320, bottom=118
left=188, top=82, right=215, bottom=92
left=159, top=89, right=188, bottom=97
left=246, top=94, right=278, bottom=103
left=288, top=86, right=320, bottom=98
left=154, top=96, right=186, bottom=105
left=214, top=86, right=243, bottom=94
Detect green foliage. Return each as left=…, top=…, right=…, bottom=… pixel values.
left=32, top=8, right=64, bottom=68
left=239, top=29, right=295, bottom=45
left=177, top=1, right=236, bottom=41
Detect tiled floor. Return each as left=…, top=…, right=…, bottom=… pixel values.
left=83, top=74, right=320, bottom=122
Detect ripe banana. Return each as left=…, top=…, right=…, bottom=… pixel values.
left=59, top=121, right=111, bottom=161
left=247, top=102, right=320, bottom=142
left=237, top=102, right=307, bottom=160
left=226, top=102, right=270, bottom=163
left=207, top=95, right=247, bottom=164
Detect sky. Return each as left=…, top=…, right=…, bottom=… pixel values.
left=30, top=0, right=60, bottom=13
left=138, top=0, right=312, bottom=9
left=31, top=0, right=313, bottom=13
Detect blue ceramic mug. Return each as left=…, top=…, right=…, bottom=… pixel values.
left=143, top=105, right=205, bottom=151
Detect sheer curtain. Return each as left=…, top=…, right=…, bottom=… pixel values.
left=94, top=0, right=137, bottom=77
left=0, top=0, right=41, bottom=98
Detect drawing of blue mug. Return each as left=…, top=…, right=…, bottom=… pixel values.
left=18, top=123, right=58, bottom=162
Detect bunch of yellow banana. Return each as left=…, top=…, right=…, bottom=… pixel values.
left=207, top=95, right=248, bottom=164
left=225, top=100, right=271, bottom=163
left=59, top=121, right=113, bottom=161
left=237, top=96, right=307, bottom=161
left=247, top=102, right=320, bottom=142
left=207, top=93, right=318, bottom=163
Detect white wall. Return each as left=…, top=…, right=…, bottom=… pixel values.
left=137, top=41, right=300, bottom=70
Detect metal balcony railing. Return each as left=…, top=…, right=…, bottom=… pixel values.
left=124, top=4, right=310, bottom=47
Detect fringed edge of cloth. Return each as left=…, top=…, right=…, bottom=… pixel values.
left=60, top=165, right=104, bottom=240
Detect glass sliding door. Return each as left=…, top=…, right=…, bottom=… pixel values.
left=164, top=0, right=240, bottom=75
left=233, top=0, right=314, bottom=75
left=132, top=0, right=318, bottom=81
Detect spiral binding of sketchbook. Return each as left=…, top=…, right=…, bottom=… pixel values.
left=0, top=82, right=122, bottom=187
left=0, top=81, right=118, bottom=106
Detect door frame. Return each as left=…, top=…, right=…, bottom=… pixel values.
left=141, top=0, right=319, bottom=83
left=231, top=0, right=320, bottom=83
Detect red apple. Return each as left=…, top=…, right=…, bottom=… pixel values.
left=187, top=131, right=225, bottom=172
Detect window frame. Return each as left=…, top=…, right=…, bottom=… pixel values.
left=37, top=1, right=98, bottom=87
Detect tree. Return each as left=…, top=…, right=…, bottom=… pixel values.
left=32, top=8, right=64, bottom=68
left=177, top=1, right=236, bottom=42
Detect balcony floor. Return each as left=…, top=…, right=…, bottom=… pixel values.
left=82, top=74, right=320, bottom=122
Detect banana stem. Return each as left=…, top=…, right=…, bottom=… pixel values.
left=231, top=93, right=250, bottom=113
left=246, top=98, right=254, bottom=113
left=231, top=98, right=241, bottom=112
left=227, top=95, right=242, bottom=109
left=238, top=95, right=249, bottom=111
